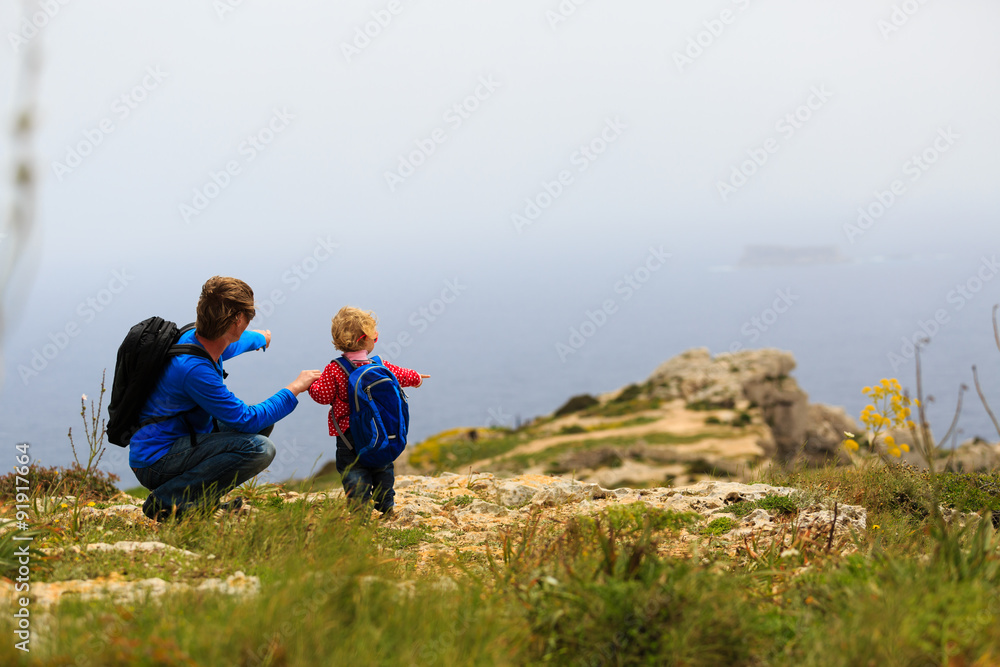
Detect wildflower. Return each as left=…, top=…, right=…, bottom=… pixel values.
left=844, top=431, right=855, bottom=438
left=900, top=444, right=910, bottom=453
left=60, top=503, right=68, bottom=508
left=844, top=439, right=860, bottom=452
left=884, top=435, right=895, bottom=447
left=87, top=501, right=96, bottom=507
left=82, top=394, right=88, bottom=401
left=873, top=525, right=880, bottom=530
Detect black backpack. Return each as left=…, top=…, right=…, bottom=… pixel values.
left=106, top=317, right=216, bottom=447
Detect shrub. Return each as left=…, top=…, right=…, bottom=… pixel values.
left=554, top=394, right=599, bottom=417
left=0, top=462, right=119, bottom=501
left=703, top=517, right=738, bottom=536
left=731, top=411, right=752, bottom=427
left=726, top=494, right=799, bottom=518
left=613, top=384, right=644, bottom=403
left=687, top=398, right=735, bottom=411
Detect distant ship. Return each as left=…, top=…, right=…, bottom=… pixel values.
left=738, top=245, right=848, bottom=268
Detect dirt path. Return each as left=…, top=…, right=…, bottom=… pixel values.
left=466, top=403, right=750, bottom=471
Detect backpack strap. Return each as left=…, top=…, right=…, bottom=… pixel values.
left=332, top=356, right=359, bottom=451
left=137, top=335, right=223, bottom=447
left=334, top=356, right=357, bottom=377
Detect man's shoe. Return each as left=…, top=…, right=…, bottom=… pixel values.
left=142, top=494, right=173, bottom=523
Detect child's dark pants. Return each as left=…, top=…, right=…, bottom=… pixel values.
left=336, top=431, right=395, bottom=514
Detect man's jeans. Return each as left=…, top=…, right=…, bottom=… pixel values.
left=336, top=433, right=394, bottom=513
left=132, top=423, right=276, bottom=513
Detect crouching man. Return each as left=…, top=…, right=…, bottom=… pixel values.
left=129, top=276, right=320, bottom=521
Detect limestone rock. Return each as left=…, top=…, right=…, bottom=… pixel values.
left=645, top=348, right=858, bottom=465
left=647, top=347, right=797, bottom=408
left=456, top=500, right=509, bottom=519
left=802, top=404, right=855, bottom=466
left=498, top=482, right=538, bottom=507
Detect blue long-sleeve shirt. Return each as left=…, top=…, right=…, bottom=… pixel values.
left=128, top=329, right=298, bottom=468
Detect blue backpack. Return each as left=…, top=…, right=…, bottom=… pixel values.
left=332, top=355, right=410, bottom=468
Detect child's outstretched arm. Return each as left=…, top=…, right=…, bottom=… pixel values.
left=383, top=362, right=428, bottom=388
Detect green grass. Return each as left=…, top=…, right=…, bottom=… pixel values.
left=124, top=485, right=150, bottom=499
left=7, top=459, right=1000, bottom=665
left=725, top=494, right=800, bottom=518
left=496, top=430, right=739, bottom=472
left=409, top=430, right=526, bottom=472
left=377, top=526, right=433, bottom=550
left=592, top=503, right=699, bottom=533
left=702, top=516, right=738, bottom=536
left=583, top=397, right=662, bottom=418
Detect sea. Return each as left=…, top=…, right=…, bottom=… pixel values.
left=2, top=251, right=999, bottom=487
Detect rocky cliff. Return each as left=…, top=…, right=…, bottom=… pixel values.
left=407, top=347, right=860, bottom=485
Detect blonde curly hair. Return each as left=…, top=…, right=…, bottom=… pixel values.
left=331, top=306, right=378, bottom=352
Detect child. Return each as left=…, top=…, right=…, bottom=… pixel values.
left=308, top=306, right=427, bottom=517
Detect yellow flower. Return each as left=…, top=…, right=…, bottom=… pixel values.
left=844, top=439, right=860, bottom=452
left=862, top=386, right=873, bottom=394
left=881, top=379, right=891, bottom=388
left=890, top=448, right=902, bottom=458
left=873, top=524, right=880, bottom=530
left=60, top=503, right=68, bottom=508
left=87, top=501, right=96, bottom=507
left=884, top=435, right=895, bottom=447
left=900, top=444, right=910, bottom=453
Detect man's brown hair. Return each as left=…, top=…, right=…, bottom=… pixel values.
left=331, top=306, right=377, bottom=352
left=196, top=276, right=256, bottom=340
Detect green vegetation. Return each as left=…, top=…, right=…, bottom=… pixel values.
left=613, top=383, right=645, bottom=403
left=498, top=429, right=740, bottom=473
left=702, top=516, right=737, bottom=536
left=5, top=456, right=1000, bottom=665
left=409, top=427, right=522, bottom=471
left=0, top=462, right=120, bottom=501
left=724, top=494, right=800, bottom=518
left=553, top=394, right=599, bottom=417
left=583, top=396, right=662, bottom=418
left=686, top=458, right=733, bottom=479
left=686, top=398, right=735, bottom=411
left=731, top=410, right=753, bottom=427
left=8, top=362, right=1000, bottom=664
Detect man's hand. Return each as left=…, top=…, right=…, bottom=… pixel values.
left=286, top=370, right=321, bottom=396
left=252, top=329, right=272, bottom=349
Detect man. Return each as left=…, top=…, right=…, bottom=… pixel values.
left=129, top=276, right=320, bottom=521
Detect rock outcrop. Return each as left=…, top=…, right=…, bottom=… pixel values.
left=388, top=473, right=865, bottom=562
left=644, top=348, right=854, bottom=465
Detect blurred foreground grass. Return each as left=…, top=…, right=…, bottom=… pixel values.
left=1, top=461, right=1000, bottom=666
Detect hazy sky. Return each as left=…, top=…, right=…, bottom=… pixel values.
left=2, top=0, right=1000, bottom=474
left=2, top=0, right=998, bottom=279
